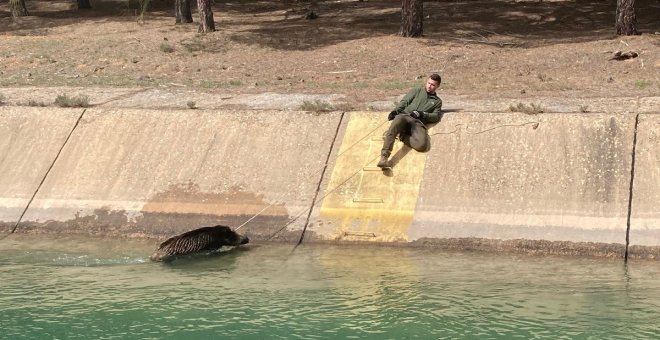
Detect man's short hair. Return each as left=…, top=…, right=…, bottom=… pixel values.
left=430, top=73, right=442, bottom=84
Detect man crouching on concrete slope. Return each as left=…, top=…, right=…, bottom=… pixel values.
left=378, top=73, right=443, bottom=168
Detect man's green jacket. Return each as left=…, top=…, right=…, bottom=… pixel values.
left=394, top=85, right=442, bottom=124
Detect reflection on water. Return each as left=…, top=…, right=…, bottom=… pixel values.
left=1, top=234, right=659, bottom=339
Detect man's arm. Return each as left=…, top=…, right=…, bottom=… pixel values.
left=394, top=87, right=420, bottom=113
left=424, top=98, right=443, bottom=123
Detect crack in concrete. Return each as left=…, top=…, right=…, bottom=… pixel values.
left=625, top=113, right=640, bottom=262
left=11, top=109, right=87, bottom=233
left=298, top=111, right=347, bottom=245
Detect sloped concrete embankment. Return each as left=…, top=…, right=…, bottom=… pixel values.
left=0, top=107, right=343, bottom=241
left=0, top=107, right=658, bottom=258
left=309, top=111, right=659, bottom=258
left=409, top=113, right=658, bottom=258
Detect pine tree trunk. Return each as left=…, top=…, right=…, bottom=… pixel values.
left=196, top=0, right=215, bottom=32
left=175, top=0, right=193, bottom=24
left=10, top=0, right=29, bottom=17
left=77, top=0, right=92, bottom=9
left=400, top=0, right=423, bottom=37
left=615, top=0, right=638, bottom=35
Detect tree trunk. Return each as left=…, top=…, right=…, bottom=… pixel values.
left=175, top=0, right=193, bottom=24
left=615, top=0, right=638, bottom=35
left=196, top=0, right=215, bottom=33
left=10, top=0, right=29, bottom=17
left=77, top=0, right=92, bottom=9
left=400, top=0, right=423, bottom=37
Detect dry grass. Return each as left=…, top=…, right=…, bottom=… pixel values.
left=0, top=0, right=657, bottom=104
left=159, top=42, right=175, bottom=53
left=509, top=102, right=544, bottom=114
left=299, top=100, right=335, bottom=112
left=54, top=94, right=90, bottom=108
left=21, top=99, right=48, bottom=107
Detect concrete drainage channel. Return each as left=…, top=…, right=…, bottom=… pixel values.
left=0, top=95, right=658, bottom=260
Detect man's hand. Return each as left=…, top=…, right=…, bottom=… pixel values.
left=410, top=110, right=426, bottom=120
left=388, top=110, right=399, bottom=121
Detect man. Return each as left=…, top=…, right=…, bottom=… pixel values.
left=377, top=73, right=442, bottom=168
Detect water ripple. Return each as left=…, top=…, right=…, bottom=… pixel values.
left=1, top=241, right=659, bottom=339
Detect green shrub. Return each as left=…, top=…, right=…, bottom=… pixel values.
left=160, top=43, right=175, bottom=53
left=23, top=100, right=48, bottom=107
left=509, top=102, right=543, bottom=114
left=333, top=102, right=355, bottom=111
left=54, top=94, right=89, bottom=108
left=635, top=79, right=651, bottom=89
left=299, top=99, right=335, bottom=112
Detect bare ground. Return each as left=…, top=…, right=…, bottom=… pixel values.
left=0, top=0, right=659, bottom=111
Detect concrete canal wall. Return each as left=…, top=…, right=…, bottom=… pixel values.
left=1, top=106, right=658, bottom=258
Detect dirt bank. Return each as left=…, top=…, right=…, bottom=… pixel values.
left=1, top=0, right=658, bottom=110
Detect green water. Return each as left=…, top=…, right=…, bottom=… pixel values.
left=1, top=235, right=659, bottom=339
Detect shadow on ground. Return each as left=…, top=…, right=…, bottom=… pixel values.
left=1, top=0, right=658, bottom=49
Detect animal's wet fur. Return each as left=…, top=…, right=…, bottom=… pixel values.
left=150, top=225, right=249, bottom=262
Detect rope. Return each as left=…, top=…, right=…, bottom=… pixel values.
left=429, top=121, right=539, bottom=136
left=266, top=153, right=382, bottom=241
left=261, top=118, right=541, bottom=241
left=234, top=203, right=278, bottom=231
left=234, top=116, right=389, bottom=232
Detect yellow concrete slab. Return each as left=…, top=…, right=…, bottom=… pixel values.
left=319, top=112, right=429, bottom=242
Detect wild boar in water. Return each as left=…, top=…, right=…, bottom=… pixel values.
left=150, top=225, right=249, bottom=262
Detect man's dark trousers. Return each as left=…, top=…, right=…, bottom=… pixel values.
left=381, top=114, right=431, bottom=156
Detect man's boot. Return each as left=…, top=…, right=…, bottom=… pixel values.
left=377, top=153, right=390, bottom=168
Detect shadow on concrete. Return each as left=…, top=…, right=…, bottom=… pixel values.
left=388, top=145, right=413, bottom=169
